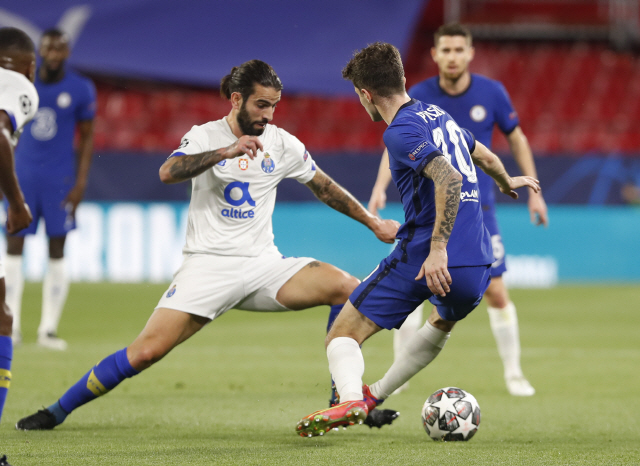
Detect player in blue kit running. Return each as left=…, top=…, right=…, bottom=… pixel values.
left=297, top=42, right=540, bottom=436
left=0, top=27, right=39, bottom=466
left=4, top=29, right=96, bottom=350
left=365, top=23, right=548, bottom=396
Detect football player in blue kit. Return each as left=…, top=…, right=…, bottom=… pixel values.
left=365, top=23, right=548, bottom=396
left=0, top=26, right=39, bottom=466
left=297, top=42, right=540, bottom=436
left=5, top=28, right=96, bottom=350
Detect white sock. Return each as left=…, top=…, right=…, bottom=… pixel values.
left=393, top=303, right=424, bottom=361
left=487, top=302, right=523, bottom=380
left=4, top=254, right=24, bottom=335
left=371, top=321, right=450, bottom=400
left=327, top=337, right=364, bottom=402
left=38, top=258, right=69, bottom=337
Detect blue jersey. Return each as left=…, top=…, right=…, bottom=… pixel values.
left=383, top=99, right=493, bottom=267
left=15, top=69, right=96, bottom=177
left=408, top=74, right=518, bottom=206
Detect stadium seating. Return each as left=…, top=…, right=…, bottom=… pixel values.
left=90, top=42, right=640, bottom=155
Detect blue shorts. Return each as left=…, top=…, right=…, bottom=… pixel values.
left=7, top=168, right=76, bottom=237
left=482, top=203, right=507, bottom=277
left=350, top=252, right=491, bottom=329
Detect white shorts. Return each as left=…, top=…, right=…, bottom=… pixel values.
left=155, top=250, right=315, bottom=320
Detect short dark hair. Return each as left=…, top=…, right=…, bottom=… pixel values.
left=434, top=23, right=473, bottom=46
left=41, top=28, right=67, bottom=41
left=0, top=27, right=35, bottom=53
left=220, top=60, right=283, bottom=101
left=342, top=42, right=405, bottom=97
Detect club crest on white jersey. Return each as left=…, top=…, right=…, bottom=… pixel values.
left=261, top=152, right=276, bottom=174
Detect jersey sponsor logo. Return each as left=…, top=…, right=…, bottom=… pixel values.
left=217, top=160, right=227, bottom=166
left=178, top=138, right=189, bottom=149
left=222, top=207, right=255, bottom=219
left=222, top=181, right=256, bottom=219
left=239, top=158, right=249, bottom=170
left=19, top=94, right=32, bottom=115
left=166, top=284, right=177, bottom=297
left=224, top=181, right=255, bottom=205
left=30, top=107, right=58, bottom=141
left=409, top=141, right=429, bottom=160
left=416, top=105, right=445, bottom=122
left=460, top=189, right=479, bottom=202
left=57, top=92, right=72, bottom=109
left=470, top=105, right=487, bottom=122
left=261, top=152, right=275, bottom=174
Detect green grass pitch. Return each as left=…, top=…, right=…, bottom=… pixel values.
left=2, top=283, right=639, bottom=465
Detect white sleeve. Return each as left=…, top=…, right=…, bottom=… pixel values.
left=169, top=125, right=208, bottom=157
left=280, top=128, right=317, bottom=184
left=0, top=72, right=39, bottom=135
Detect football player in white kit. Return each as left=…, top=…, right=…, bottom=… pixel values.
left=0, top=27, right=38, bottom=466
left=16, top=59, right=400, bottom=432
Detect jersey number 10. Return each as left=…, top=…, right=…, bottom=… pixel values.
left=432, top=120, right=477, bottom=183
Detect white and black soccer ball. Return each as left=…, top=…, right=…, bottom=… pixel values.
left=421, top=387, right=480, bottom=441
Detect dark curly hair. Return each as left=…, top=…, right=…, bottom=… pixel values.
left=342, top=42, right=405, bottom=97
left=220, top=60, right=282, bottom=101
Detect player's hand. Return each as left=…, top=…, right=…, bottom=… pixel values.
left=368, top=185, right=387, bottom=217
left=498, top=176, right=540, bottom=200
left=6, top=201, right=32, bottom=235
left=227, top=135, right=263, bottom=160
left=63, top=185, right=85, bottom=217
left=415, top=246, right=451, bottom=297
left=528, top=191, right=548, bottom=227
left=371, top=217, right=400, bottom=244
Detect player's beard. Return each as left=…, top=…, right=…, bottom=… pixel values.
left=237, top=103, right=267, bottom=136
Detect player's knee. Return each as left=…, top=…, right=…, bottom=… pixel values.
left=0, top=304, right=13, bottom=336
left=330, top=274, right=360, bottom=305
left=128, top=343, right=167, bottom=371
left=427, top=308, right=455, bottom=333
left=484, top=283, right=509, bottom=309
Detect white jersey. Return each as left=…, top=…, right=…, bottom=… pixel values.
left=0, top=67, right=39, bottom=147
left=171, top=117, right=317, bottom=256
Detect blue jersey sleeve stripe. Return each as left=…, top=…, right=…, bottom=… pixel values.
left=168, top=151, right=187, bottom=158
left=417, top=150, right=443, bottom=174
left=1, top=109, right=17, bottom=133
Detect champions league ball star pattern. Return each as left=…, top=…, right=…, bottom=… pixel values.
left=421, top=387, right=480, bottom=441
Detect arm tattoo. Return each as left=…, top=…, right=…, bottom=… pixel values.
left=440, top=173, right=462, bottom=241
left=423, top=156, right=462, bottom=242
left=168, top=149, right=227, bottom=181
left=306, top=169, right=368, bottom=223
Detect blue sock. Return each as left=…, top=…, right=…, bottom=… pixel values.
left=53, top=347, right=138, bottom=424
left=327, top=304, right=343, bottom=333
left=0, top=336, right=12, bottom=423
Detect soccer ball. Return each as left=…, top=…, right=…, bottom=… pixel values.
left=421, top=387, right=480, bottom=441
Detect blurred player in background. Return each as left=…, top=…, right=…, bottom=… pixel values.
left=0, top=26, right=38, bottom=466
left=4, top=28, right=96, bottom=350
left=16, top=59, right=400, bottom=432
left=365, top=23, right=548, bottom=396
left=298, top=42, right=540, bottom=437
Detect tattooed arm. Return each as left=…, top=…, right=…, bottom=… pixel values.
left=159, top=135, right=263, bottom=184
left=414, top=155, right=462, bottom=297
left=305, top=166, right=399, bottom=244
